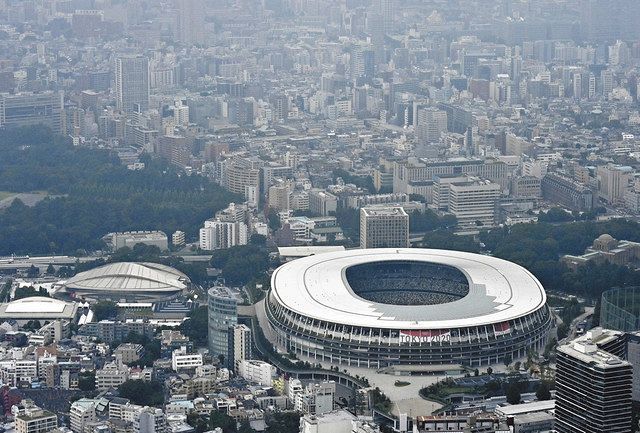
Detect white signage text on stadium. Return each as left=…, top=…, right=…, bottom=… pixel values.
left=400, top=330, right=451, bottom=344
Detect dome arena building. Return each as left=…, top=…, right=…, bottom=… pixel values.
left=0, top=297, right=78, bottom=322
left=64, top=262, right=189, bottom=302
left=266, top=248, right=552, bottom=368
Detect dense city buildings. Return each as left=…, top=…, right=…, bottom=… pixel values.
left=4, top=0, right=640, bottom=432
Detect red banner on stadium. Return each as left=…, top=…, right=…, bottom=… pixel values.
left=493, top=321, right=511, bottom=336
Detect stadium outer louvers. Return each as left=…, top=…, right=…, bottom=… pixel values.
left=266, top=248, right=552, bottom=368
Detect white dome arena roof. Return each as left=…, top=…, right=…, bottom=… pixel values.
left=270, top=248, right=547, bottom=329
left=0, top=296, right=78, bottom=320
left=65, top=262, right=188, bottom=298
left=5, top=297, right=67, bottom=313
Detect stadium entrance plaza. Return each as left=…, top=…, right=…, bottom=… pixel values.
left=255, top=299, right=510, bottom=416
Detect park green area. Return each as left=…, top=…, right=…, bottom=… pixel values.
left=0, top=126, right=238, bottom=255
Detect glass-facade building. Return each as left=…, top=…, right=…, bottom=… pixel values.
left=207, top=287, right=237, bottom=367
left=600, top=287, right=640, bottom=332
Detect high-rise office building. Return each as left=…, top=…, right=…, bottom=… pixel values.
left=367, top=11, right=385, bottom=64
left=207, top=287, right=238, bottom=367
left=175, top=0, right=206, bottom=45
left=601, top=69, right=614, bottom=97
left=572, top=72, right=582, bottom=100
left=416, top=107, right=448, bottom=144
left=597, top=164, right=631, bottom=205
left=588, top=73, right=596, bottom=99
left=448, top=179, right=501, bottom=230
left=115, top=55, right=149, bottom=113
left=350, top=46, right=375, bottom=80
left=359, top=206, right=409, bottom=249
left=555, top=338, right=632, bottom=433
left=374, top=0, right=393, bottom=35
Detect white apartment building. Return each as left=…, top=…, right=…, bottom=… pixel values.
left=299, top=410, right=359, bottom=433
left=0, top=359, right=38, bottom=386
left=70, top=399, right=96, bottom=433
left=222, top=157, right=261, bottom=198
left=290, top=191, right=310, bottom=211
left=121, top=404, right=145, bottom=423
left=171, top=347, right=203, bottom=371
left=15, top=409, right=57, bottom=433
left=173, top=101, right=189, bottom=126
left=237, top=360, right=276, bottom=386
left=294, top=381, right=336, bottom=415
left=287, top=378, right=304, bottom=401
left=522, top=160, right=548, bottom=179
left=216, top=202, right=248, bottom=223
left=286, top=217, right=316, bottom=240
left=134, top=407, right=166, bottom=433
left=171, top=230, right=185, bottom=247
left=95, top=362, right=129, bottom=390
left=231, top=324, right=251, bottom=372
left=199, top=220, right=248, bottom=251
left=598, top=164, right=632, bottom=204
left=107, top=398, right=131, bottom=421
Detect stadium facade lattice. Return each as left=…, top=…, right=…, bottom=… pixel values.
left=266, top=248, right=552, bottom=368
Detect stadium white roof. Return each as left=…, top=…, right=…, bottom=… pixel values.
left=270, top=248, right=547, bottom=329
left=65, top=262, right=188, bottom=294
left=0, top=296, right=78, bottom=320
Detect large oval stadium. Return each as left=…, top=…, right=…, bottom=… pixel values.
left=266, top=248, right=552, bottom=368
